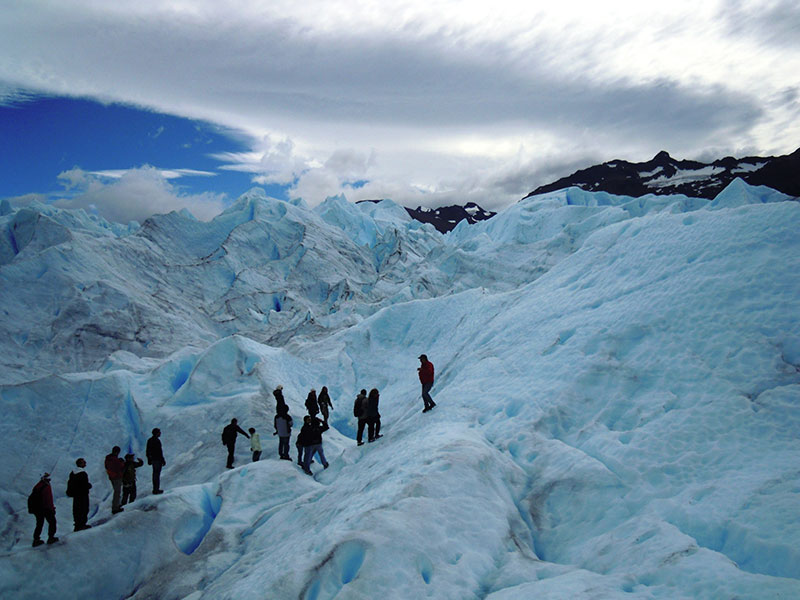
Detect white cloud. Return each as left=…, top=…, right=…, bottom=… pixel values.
left=88, top=168, right=217, bottom=180
left=54, top=167, right=227, bottom=223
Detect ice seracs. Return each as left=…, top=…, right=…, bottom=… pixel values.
left=0, top=179, right=798, bottom=599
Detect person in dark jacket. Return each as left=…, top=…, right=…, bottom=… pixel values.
left=296, top=415, right=311, bottom=465
left=353, top=389, right=368, bottom=446
left=302, top=416, right=329, bottom=475
left=418, top=354, right=436, bottom=412
left=121, top=453, right=144, bottom=506
left=366, top=388, right=382, bottom=442
left=30, top=473, right=58, bottom=546
left=318, top=386, right=334, bottom=425
left=274, top=410, right=293, bottom=460
left=146, top=428, right=166, bottom=494
left=222, top=418, right=250, bottom=469
left=105, top=446, right=125, bottom=514
left=67, top=458, right=92, bottom=531
left=273, top=385, right=288, bottom=415
left=305, top=389, right=319, bottom=417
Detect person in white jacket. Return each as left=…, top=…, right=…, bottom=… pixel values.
left=249, top=428, right=262, bottom=462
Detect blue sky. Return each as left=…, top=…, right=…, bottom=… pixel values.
left=0, top=96, right=290, bottom=215
left=1, top=0, right=798, bottom=222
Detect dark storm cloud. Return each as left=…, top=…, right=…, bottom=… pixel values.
left=0, top=4, right=762, bottom=150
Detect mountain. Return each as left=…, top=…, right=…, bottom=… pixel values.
left=404, top=202, right=496, bottom=233
left=525, top=147, right=800, bottom=200
left=358, top=199, right=496, bottom=233
left=1, top=182, right=799, bottom=599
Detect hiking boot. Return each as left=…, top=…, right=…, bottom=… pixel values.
left=357, top=441, right=364, bottom=446
left=153, top=489, right=164, bottom=494
left=112, top=507, right=124, bottom=514
left=47, top=537, right=59, bottom=544
left=32, top=539, right=44, bottom=547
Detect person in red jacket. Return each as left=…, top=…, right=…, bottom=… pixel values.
left=104, top=446, right=125, bottom=514
left=30, top=473, right=58, bottom=546
left=418, top=354, right=437, bottom=413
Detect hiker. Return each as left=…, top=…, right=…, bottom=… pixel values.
left=353, top=389, right=368, bottom=446
left=146, top=428, right=166, bottom=495
left=29, top=473, right=58, bottom=547
left=418, top=354, right=436, bottom=412
left=222, top=418, right=250, bottom=469
left=273, top=385, right=288, bottom=415
left=67, top=458, right=92, bottom=531
left=249, top=428, right=262, bottom=462
left=302, top=416, right=329, bottom=475
left=104, top=446, right=125, bottom=514
left=274, top=409, right=293, bottom=460
left=305, top=389, right=319, bottom=417
left=366, top=388, right=382, bottom=442
left=121, top=453, right=144, bottom=506
left=296, top=416, right=311, bottom=466
left=318, top=386, right=334, bottom=425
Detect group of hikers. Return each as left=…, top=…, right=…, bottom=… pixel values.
left=224, top=384, right=346, bottom=476
left=26, top=427, right=166, bottom=547
left=25, top=354, right=436, bottom=548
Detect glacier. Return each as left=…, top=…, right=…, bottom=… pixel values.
left=0, top=179, right=799, bottom=599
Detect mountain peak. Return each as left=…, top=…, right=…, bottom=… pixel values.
left=652, top=150, right=672, bottom=162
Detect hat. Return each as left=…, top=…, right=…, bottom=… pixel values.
left=125, top=453, right=134, bottom=460
left=418, top=354, right=427, bottom=360
left=276, top=385, right=283, bottom=390
left=41, top=472, right=51, bottom=480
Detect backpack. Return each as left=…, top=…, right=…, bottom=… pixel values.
left=353, top=396, right=364, bottom=418
left=27, top=485, right=42, bottom=514
left=66, top=472, right=75, bottom=498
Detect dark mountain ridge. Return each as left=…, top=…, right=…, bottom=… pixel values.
left=357, top=200, right=496, bottom=234
left=524, top=147, right=800, bottom=200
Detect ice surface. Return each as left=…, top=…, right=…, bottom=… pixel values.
left=0, top=181, right=799, bottom=599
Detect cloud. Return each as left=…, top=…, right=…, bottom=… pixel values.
left=88, top=168, right=217, bottom=180
left=53, top=167, right=227, bottom=223
left=0, top=84, right=38, bottom=107
left=721, top=0, right=800, bottom=47
left=0, top=1, right=797, bottom=211
left=284, top=146, right=596, bottom=212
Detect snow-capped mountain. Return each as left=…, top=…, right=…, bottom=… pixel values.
left=526, top=147, right=800, bottom=200
left=404, top=202, right=496, bottom=233
left=358, top=200, right=496, bottom=233
left=0, top=181, right=799, bottom=599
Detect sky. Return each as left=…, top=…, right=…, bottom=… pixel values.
left=1, top=0, right=798, bottom=223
